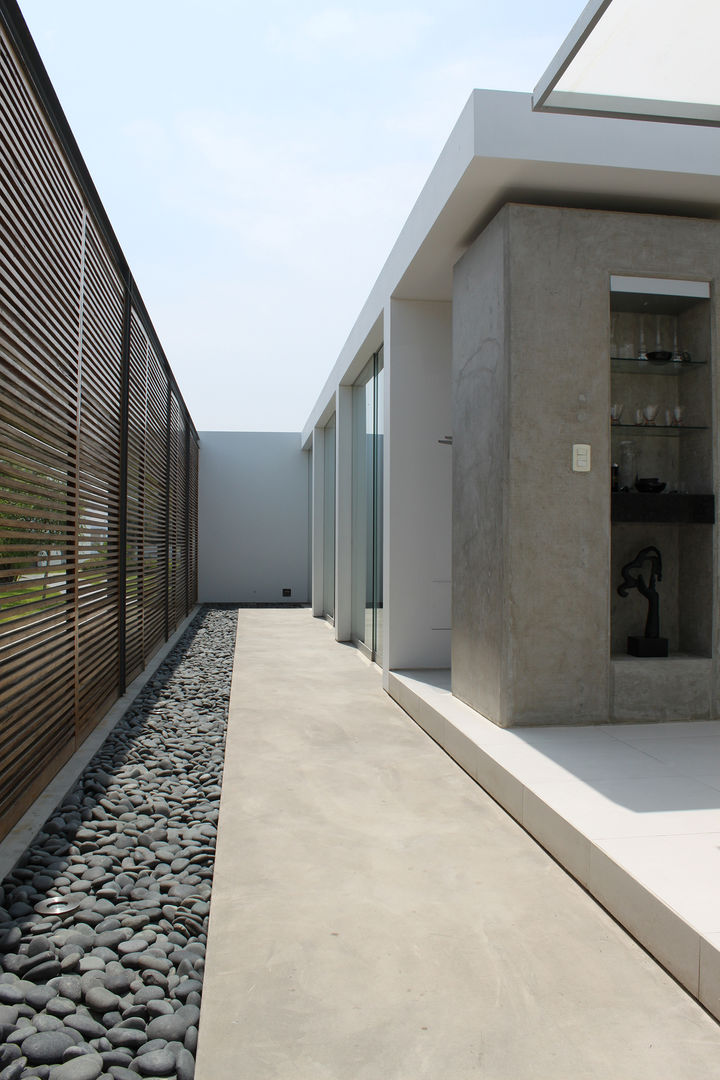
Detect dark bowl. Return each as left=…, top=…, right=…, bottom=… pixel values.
left=647, top=350, right=672, bottom=362
left=635, top=478, right=666, bottom=494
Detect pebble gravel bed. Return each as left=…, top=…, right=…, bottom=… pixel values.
left=0, top=606, right=237, bottom=1080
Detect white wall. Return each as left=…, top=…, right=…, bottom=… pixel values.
left=384, top=299, right=452, bottom=672
left=310, top=426, right=325, bottom=617
left=198, top=432, right=310, bottom=603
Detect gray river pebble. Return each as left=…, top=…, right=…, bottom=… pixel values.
left=0, top=1062, right=25, bottom=1080
left=0, top=1003, right=19, bottom=1024
left=0, top=608, right=236, bottom=1079
left=21, top=1031, right=79, bottom=1066
left=63, top=1015, right=106, bottom=1041
left=145, top=1012, right=190, bottom=1042
left=44, top=997, right=76, bottom=1019
left=133, top=1047, right=176, bottom=1076
left=84, top=986, right=120, bottom=1013
left=47, top=1056, right=104, bottom=1080
left=104, top=1027, right=147, bottom=1052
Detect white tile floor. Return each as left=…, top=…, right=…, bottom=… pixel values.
left=388, top=669, right=720, bottom=1020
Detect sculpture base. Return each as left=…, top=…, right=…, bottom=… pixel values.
left=627, top=636, right=668, bottom=658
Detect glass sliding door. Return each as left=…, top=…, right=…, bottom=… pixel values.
left=373, top=352, right=384, bottom=660
left=351, top=364, right=372, bottom=650
left=351, top=347, right=384, bottom=662
left=322, top=414, right=336, bottom=620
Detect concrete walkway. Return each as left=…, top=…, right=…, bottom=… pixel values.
left=196, top=609, right=720, bottom=1080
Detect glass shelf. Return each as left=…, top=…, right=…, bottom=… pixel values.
left=611, top=424, right=707, bottom=437
left=611, top=356, right=706, bottom=375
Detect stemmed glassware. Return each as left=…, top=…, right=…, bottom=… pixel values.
left=638, top=317, right=648, bottom=361
left=672, top=320, right=683, bottom=363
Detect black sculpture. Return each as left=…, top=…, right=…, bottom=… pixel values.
left=617, top=545, right=668, bottom=657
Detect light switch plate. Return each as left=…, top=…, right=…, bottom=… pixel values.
left=572, top=444, right=591, bottom=472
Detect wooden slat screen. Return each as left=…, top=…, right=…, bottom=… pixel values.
left=76, top=217, right=124, bottom=738
left=0, top=15, right=199, bottom=841
left=125, top=311, right=148, bottom=685
left=168, top=392, right=187, bottom=632
left=0, top=22, right=82, bottom=837
left=142, top=345, right=169, bottom=660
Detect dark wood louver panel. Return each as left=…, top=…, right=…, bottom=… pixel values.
left=0, top=12, right=199, bottom=842
left=143, top=345, right=169, bottom=661
left=125, top=311, right=148, bottom=685
left=0, top=26, right=83, bottom=835
left=168, top=393, right=187, bottom=631
left=76, top=218, right=123, bottom=739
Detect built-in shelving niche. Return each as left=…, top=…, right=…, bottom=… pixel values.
left=610, top=275, right=713, bottom=661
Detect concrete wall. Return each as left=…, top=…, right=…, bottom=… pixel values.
left=452, top=203, right=720, bottom=726
left=503, top=204, right=611, bottom=726
left=198, top=432, right=310, bottom=604
left=452, top=214, right=508, bottom=721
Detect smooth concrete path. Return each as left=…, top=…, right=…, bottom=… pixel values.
left=196, top=609, right=720, bottom=1080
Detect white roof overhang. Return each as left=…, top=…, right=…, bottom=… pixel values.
left=302, top=88, right=720, bottom=442
left=533, top=0, right=720, bottom=125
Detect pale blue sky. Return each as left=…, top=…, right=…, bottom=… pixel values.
left=18, top=0, right=583, bottom=431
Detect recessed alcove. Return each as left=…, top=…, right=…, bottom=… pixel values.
left=609, top=276, right=714, bottom=721
left=610, top=276, right=713, bottom=659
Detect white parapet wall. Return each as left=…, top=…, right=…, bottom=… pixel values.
left=198, top=431, right=310, bottom=604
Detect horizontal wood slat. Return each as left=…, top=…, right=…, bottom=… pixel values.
left=0, top=17, right=198, bottom=843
